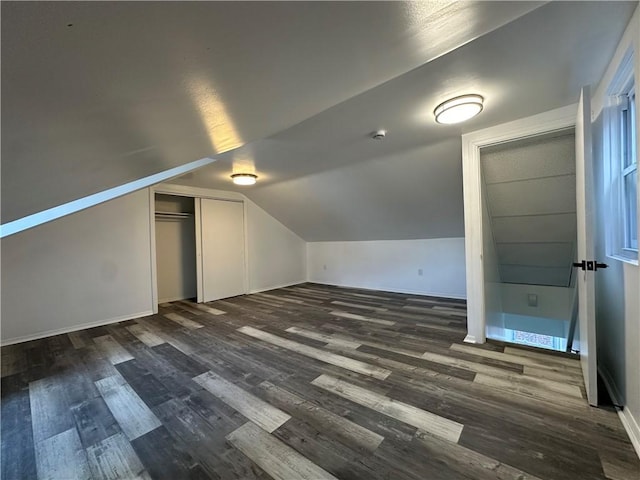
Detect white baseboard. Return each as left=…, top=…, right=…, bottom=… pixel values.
left=249, top=280, right=306, bottom=295
left=463, top=334, right=478, bottom=344
left=1, top=310, right=154, bottom=346
left=618, top=407, right=640, bottom=459
left=599, top=365, right=640, bottom=459
left=306, top=280, right=467, bottom=301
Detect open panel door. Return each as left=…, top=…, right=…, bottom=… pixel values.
left=575, top=86, right=598, bottom=406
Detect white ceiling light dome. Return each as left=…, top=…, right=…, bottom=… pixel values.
left=434, top=94, right=484, bottom=124
left=231, top=173, right=258, bottom=186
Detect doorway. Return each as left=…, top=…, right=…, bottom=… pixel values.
left=154, top=194, right=197, bottom=303
left=151, top=190, right=248, bottom=310
left=462, top=101, right=600, bottom=405
left=479, top=130, right=578, bottom=352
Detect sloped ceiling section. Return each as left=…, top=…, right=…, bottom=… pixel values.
left=481, top=132, right=577, bottom=287
left=1, top=1, right=545, bottom=224
left=170, top=1, right=635, bottom=241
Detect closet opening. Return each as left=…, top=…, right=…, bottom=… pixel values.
left=154, top=193, right=197, bottom=304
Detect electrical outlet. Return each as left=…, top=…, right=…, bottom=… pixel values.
left=418, top=269, right=423, bottom=276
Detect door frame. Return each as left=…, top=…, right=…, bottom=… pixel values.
left=149, top=184, right=250, bottom=313
left=461, top=104, right=577, bottom=344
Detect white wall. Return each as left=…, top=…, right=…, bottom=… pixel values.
left=590, top=10, right=640, bottom=455
left=499, top=283, right=574, bottom=340
left=246, top=200, right=306, bottom=293
left=500, top=283, right=575, bottom=321
left=1, top=184, right=308, bottom=344
left=1, top=190, right=154, bottom=344
left=306, top=238, right=466, bottom=299
left=594, top=113, right=640, bottom=455
left=502, top=314, right=568, bottom=339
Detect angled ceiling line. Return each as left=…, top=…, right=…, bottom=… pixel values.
left=0, top=157, right=216, bottom=239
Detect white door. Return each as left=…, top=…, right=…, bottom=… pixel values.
left=200, top=198, right=246, bottom=302
left=575, top=86, right=598, bottom=406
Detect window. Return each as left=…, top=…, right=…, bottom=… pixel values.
left=509, top=329, right=566, bottom=352
left=605, top=50, right=638, bottom=262
left=621, top=88, right=637, bottom=250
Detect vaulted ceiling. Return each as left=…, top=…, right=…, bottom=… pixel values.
left=2, top=1, right=637, bottom=241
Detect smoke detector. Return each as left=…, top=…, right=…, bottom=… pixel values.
left=371, top=130, right=387, bottom=140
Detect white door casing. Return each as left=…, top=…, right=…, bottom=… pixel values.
left=575, top=86, right=598, bottom=406
left=461, top=104, right=577, bottom=344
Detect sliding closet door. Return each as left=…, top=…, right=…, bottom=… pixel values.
left=200, top=198, right=246, bottom=302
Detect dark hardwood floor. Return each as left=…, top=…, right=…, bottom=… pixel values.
left=2, top=283, right=638, bottom=479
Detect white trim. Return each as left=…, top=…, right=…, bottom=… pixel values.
left=154, top=183, right=245, bottom=202
left=463, top=335, right=478, bottom=344
left=195, top=197, right=204, bottom=303
left=619, top=406, right=640, bottom=459
left=243, top=200, right=251, bottom=295
left=151, top=184, right=249, bottom=305
left=149, top=189, right=159, bottom=315
left=0, top=310, right=154, bottom=346
left=307, top=280, right=467, bottom=301
left=602, top=49, right=638, bottom=264
left=0, top=157, right=216, bottom=238
left=599, top=364, right=640, bottom=459
left=461, top=104, right=577, bottom=345
left=593, top=7, right=639, bottom=118
left=607, top=253, right=639, bottom=267
left=249, top=281, right=307, bottom=295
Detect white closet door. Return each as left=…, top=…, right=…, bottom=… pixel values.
left=200, top=198, right=246, bottom=302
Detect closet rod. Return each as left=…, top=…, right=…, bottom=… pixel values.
left=155, top=211, right=193, bottom=219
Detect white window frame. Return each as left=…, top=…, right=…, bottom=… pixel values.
left=604, top=48, right=638, bottom=264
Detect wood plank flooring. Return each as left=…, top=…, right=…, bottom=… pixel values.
left=2, top=283, right=638, bottom=480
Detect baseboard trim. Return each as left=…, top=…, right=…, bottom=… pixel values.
left=249, top=281, right=306, bottom=295
left=463, top=334, right=478, bottom=344
left=599, top=365, right=640, bottom=459
left=1, top=310, right=154, bottom=346
left=619, top=407, right=640, bottom=459
left=306, top=280, right=467, bottom=301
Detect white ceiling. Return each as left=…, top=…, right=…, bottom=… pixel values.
left=482, top=132, right=577, bottom=287
left=1, top=0, right=543, bottom=223
left=2, top=1, right=636, bottom=244
left=170, top=1, right=635, bottom=241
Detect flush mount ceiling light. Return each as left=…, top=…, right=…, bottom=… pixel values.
left=434, top=94, right=484, bottom=124
left=231, top=173, right=258, bottom=186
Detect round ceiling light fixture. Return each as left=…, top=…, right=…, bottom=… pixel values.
left=434, top=94, right=484, bottom=124
left=231, top=173, right=258, bottom=186
left=371, top=129, right=387, bottom=140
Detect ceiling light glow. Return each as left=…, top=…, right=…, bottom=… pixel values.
left=434, top=94, right=484, bottom=124
left=231, top=173, right=258, bottom=186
